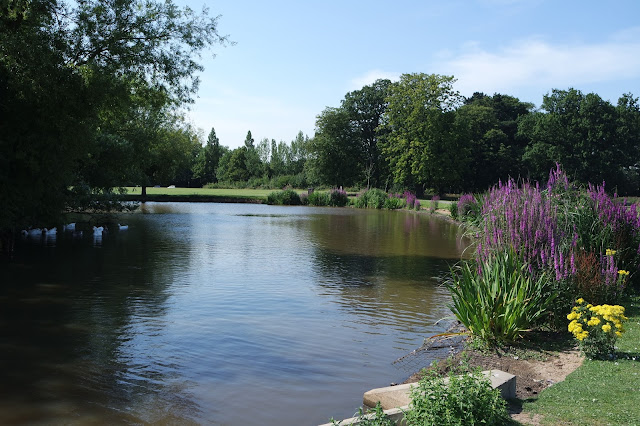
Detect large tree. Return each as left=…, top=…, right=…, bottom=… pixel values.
left=518, top=88, right=635, bottom=190
left=0, top=0, right=229, bottom=248
left=341, top=79, right=392, bottom=188
left=193, top=127, right=227, bottom=185
left=379, top=73, right=469, bottom=194
left=457, top=93, right=532, bottom=191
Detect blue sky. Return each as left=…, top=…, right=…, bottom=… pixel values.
left=178, top=0, right=640, bottom=149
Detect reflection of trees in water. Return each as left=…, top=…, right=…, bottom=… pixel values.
left=308, top=210, right=470, bottom=260
left=0, top=216, right=200, bottom=423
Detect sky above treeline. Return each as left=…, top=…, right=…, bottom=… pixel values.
left=176, top=0, right=640, bottom=149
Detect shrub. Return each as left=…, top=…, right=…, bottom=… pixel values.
left=355, top=188, right=388, bottom=209
left=448, top=247, right=555, bottom=344
left=448, top=201, right=458, bottom=220
left=404, top=367, right=509, bottom=425
left=457, top=193, right=479, bottom=222
left=329, top=188, right=349, bottom=207
left=307, top=191, right=330, bottom=206
left=568, top=298, right=628, bottom=359
left=266, top=189, right=301, bottom=205
left=404, top=191, right=420, bottom=210
left=429, top=195, right=440, bottom=214
left=384, top=194, right=406, bottom=210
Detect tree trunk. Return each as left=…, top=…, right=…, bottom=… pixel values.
left=141, top=185, right=147, bottom=201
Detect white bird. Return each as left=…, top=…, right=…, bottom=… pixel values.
left=63, top=223, right=76, bottom=232
left=117, top=224, right=129, bottom=230
left=93, top=226, right=104, bottom=234
left=27, top=228, right=42, bottom=237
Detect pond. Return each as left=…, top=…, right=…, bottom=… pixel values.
left=0, top=203, right=469, bottom=425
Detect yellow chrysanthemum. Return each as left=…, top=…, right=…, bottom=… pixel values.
left=606, top=249, right=617, bottom=256
left=618, top=270, right=629, bottom=276
left=576, top=298, right=585, bottom=304
left=616, top=331, right=623, bottom=337
left=587, top=317, right=601, bottom=326
left=567, top=312, right=577, bottom=320
left=602, top=324, right=612, bottom=333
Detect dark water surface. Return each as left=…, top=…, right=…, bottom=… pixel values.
left=1, top=203, right=469, bottom=425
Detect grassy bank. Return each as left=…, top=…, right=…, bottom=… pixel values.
left=123, top=186, right=279, bottom=202
left=519, top=295, right=640, bottom=425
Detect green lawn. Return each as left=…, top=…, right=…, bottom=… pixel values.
left=125, top=186, right=283, bottom=199
left=520, top=296, right=640, bottom=425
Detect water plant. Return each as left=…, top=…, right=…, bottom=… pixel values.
left=329, top=188, right=349, bottom=207
left=448, top=247, right=555, bottom=343
left=429, top=195, right=439, bottom=214
left=266, top=189, right=301, bottom=205
left=355, top=188, right=390, bottom=209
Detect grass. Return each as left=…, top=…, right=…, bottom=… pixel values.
left=519, top=295, right=640, bottom=425
left=124, top=186, right=293, bottom=200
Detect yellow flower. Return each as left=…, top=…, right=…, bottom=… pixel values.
left=602, top=324, right=612, bottom=333
left=587, top=317, right=601, bottom=326
left=606, top=249, right=617, bottom=256
left=618, top=270, right=629, bottom=276
left=567, top=312, right=577, bottom=320
left=576, top=331, right=589, bottom=341
left=576, top=298, right=585, bottom=304
left=616, top=331, right=623, bottom=337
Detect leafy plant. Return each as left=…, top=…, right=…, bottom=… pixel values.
left=383, top=194, right=406, bottom=210
left=449, top=201, right=458, bottom=220
left=404, top=367, right=509, bottom=425
left=331, top=402, right=395, bottom=426
left=448, top=247, right=556, bottom=343
left=568, top=298, right=628, bottom=359
left=266, top=189, right=301, bottom=205
left=329, top=188, right=349, bottom=207
left=308, top=191, right=330, bottom=206
left=355, top=188, right=388, bottom=209
left=429, top=195, right=440, bottom=214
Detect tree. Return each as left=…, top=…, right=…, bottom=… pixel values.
left=193, top=127, right=225, bottom=185
left=519, top=89, right=626, bottom=188
left=379, top=73, right=469, bottom=194
left=457, top=93, right=532, bottom=191
left=341, top=79, right=392, bottom=188
left=0, top=0, right=229, bottom=248
left=307, top=108, right=362, bottom=187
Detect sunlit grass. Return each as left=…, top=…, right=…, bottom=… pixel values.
left=124, top=186, right=290, bottom=199
left=521, top=295, right=640, bottom=425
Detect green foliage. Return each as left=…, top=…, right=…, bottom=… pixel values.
left=383, top=196, right=406, bottom=210
left=329, top=188, right=349, bottom=207
left=448, top=248, right=556, bottom=344
left=523, top=297, right=640, bottom=424
left=331, top=402, right=395, bottom=426
left=404, top=367, right=509, bottom=425
left=379, top=73, right=469, bottom=194
left=266, top=189, right=301, bottom=205
left=448, top=202, right=459, bottom=220
left=307, top=191, right=330, bottom=206
left=354, top=189, right=388, bottom=209
left=568, top=299, right=628, bottom=359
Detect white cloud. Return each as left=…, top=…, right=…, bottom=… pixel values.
left=437, top=34, right=640, bottom=100
left=349, top=70, right=401, bottom=91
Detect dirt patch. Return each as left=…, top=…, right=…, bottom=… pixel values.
left=402, top=331, right=584, bottom=425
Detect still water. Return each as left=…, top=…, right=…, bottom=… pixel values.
left=1, top=203, right=469, bottom=425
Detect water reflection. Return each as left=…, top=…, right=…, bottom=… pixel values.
left=1, top=203, right=470, bottom=425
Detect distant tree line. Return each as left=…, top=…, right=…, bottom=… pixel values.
left=202, top=73, right=639, bottom=197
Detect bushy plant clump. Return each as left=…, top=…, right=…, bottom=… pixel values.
left=466, top=165, right=640, bottom=332
left=266, top=189, right=301, bottom=205
left=329, top=188, right=349, bottom=207
left=457, top=193, right=479, bottom=221
left=568, top=298, right=628, bottom=359
left=384, top=193, right=406, bottom=209
left=429, top=195, right=439, bottom=213
left=448, top=247, right=555, bottom=343
left=355, top=189, right=389, bottom=209
left=405, top=191, right=421, bottom=210
left=404, top=367, right=509, bottom=425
